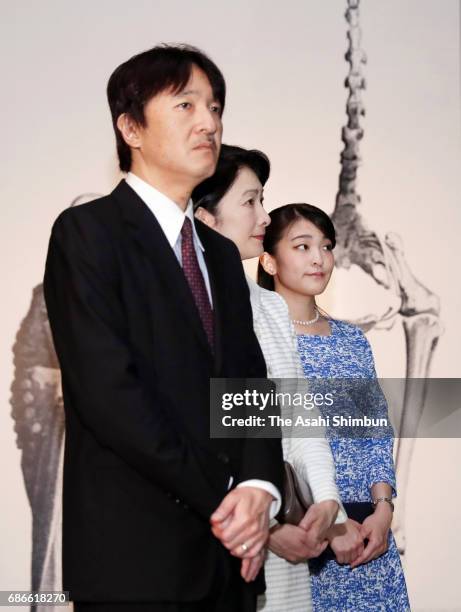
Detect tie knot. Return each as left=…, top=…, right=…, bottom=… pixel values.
left=181, top=216, right=193, bottom=240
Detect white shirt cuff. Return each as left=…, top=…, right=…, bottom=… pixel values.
left=335, top=502, right=348, bottom=524
left=313, top=494, right=348, bottom=525
left=236, top=480, right=282, bottom=519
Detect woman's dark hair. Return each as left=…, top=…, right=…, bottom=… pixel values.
left=107, top=44, right=226, bottom=172
left=257, top=203, right=336, bottom=291
left=192, top=144, right=270, bottom=214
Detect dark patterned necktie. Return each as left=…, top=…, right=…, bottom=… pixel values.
left=181, top=216, right=214, bottom=349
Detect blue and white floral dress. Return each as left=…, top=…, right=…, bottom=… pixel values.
left=297, top=319, right=410, bottom=612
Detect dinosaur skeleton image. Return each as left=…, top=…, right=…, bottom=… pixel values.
left=11, top=284, right=64, bottom=612
left=10, top=194, right=101, bottom=612
left=332, top=0, right=442, bottom=553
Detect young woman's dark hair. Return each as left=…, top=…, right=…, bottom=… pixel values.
left=257, top=203, right=336, bottom=291
left=192, top=144, right=270, bottom=214
left=107, top=44, right=226, bottom=172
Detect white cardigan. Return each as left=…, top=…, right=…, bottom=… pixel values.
left=247, top=277, right=346, bottom=612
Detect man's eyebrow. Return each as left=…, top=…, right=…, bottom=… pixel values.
left=173, top=89, right=221, bottom=106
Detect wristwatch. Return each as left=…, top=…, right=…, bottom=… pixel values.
left=372, top=496, right=394, bottom=512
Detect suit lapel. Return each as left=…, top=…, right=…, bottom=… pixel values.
left=112, top=180, right=213, bottom=358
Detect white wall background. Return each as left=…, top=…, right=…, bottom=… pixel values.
left=1, top=1, right=459, bottom=610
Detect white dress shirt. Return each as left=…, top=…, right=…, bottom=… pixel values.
left=126, top=172, right=213, bottom=303
left=125, top=173, right=281, bottom=516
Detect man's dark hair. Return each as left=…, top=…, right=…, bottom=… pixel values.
left=107, top=44, right=226, bottom=172
left=192, top=144, right=270, bottom=214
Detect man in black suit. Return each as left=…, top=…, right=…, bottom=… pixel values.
left=44, top=45, right=283, bottom=611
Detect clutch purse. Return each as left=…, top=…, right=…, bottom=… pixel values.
left=282, top=461, right=314, bottom=525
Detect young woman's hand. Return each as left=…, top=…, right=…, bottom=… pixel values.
left=349, top=503, right=392, bottom=568
left=268, top=524, right=328, bottom=563
left=327, top=518, right=364, bottom=565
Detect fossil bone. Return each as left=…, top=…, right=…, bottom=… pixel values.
left=332, top=0, right=443, bottom=554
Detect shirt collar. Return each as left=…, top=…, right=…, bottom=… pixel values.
left=125, top=172, right=205, bottom=251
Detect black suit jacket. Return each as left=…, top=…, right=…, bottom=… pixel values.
left=44, top=180, right=283, bottom=603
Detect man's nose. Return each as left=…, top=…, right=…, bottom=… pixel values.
left=197, top=105, right=219, bottom=134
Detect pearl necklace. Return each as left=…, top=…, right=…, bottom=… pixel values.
left=292, top=309, right=320, bottom=326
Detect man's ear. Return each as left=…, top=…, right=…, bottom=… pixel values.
left=259, top=251, right=277, bottom=276
left=195, top=206, right=217, bottom=229
left=116, top=113, right=142, bottom=148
